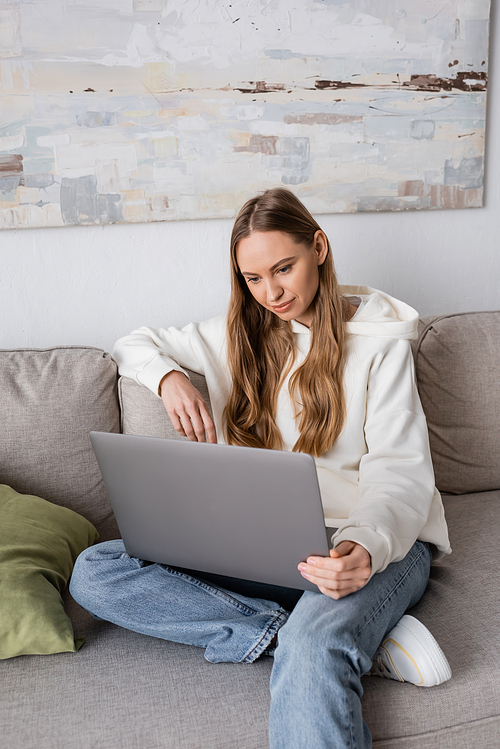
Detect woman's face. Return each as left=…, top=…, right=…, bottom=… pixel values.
left=236, top=230, right=329, bottom=328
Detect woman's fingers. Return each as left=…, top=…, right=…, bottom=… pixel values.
left=299, top=564, right=370, bottom=583
left=182, top=401, right=217, bottom=443
left=169, top=411, right=188, bottom=438
left=177, top=404, right=211, bottom=442
left=298, top=541, right=372, bottom=599
left=308, top=568, right=369, bottom=600
left=160, top=370, right=217, bottom=443
left=198, top=401, right=217, bottom=444
left=177, top=410, right=200, bottom=441
left=318, top=585, right=360, bottom=600
left=302, top=568, right=369, bottom=589
left=303, top=567, right=365, bottom=582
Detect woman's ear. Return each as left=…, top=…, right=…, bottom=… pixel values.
left=313, top=230, right=329, bottom=266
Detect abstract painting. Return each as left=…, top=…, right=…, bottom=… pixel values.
left=0, top=0, right=491, bottom=229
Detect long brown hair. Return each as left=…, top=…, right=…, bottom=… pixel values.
left=223, top=188, right=349, bottom=457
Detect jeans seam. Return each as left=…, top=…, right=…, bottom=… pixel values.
left=242, top=610, right=289, bottom=663
left=355, top=542, right=428, bottom=638
left=164, top=565, right=272, bottom=617
left=345, top=659, right=356, bottom=749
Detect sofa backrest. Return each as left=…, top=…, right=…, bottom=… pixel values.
left=0, top=346, right=121, bottom=540
left=121, top=310, right=500, bottom=497
left=412, top=311, right=500, bottom=494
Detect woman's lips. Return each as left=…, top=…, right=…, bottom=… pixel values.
left=271, top=299, right=295, bottom=312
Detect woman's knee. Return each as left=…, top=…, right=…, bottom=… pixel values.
left=277, top=592, right=349, bottom=658
left=69, top=539, right=128, bottom=610
left=274, top=595, right=371, bottom=693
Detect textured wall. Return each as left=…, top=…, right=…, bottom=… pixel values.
left=0, top=4, right=498, bottom=351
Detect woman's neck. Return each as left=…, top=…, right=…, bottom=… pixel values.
left=346, top=302, right=358, bottom=321
left=293, top=302, right=358, bottom=329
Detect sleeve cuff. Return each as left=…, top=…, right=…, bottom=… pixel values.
left=136, top=355, right=190, bottom=397
left=332, top=526, right=390, bottom=580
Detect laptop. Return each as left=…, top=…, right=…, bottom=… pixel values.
left=90, top=431, right=332, bottom=592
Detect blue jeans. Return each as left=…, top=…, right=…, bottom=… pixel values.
left=70, top=539, right=432, bottom=749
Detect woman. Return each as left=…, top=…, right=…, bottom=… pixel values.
left=71, top=188, right=451, bottom=748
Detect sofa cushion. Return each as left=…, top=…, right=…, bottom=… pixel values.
left=413, top=312, right=500, bottom=494
left=119, top=369, right=212, bottom=439
left=0, top=347, right=120, bottom=540
left=0, top=484, right=99, bottom=659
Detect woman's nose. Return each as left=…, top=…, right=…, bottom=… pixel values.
left=266, top=279, right=284, bottom=302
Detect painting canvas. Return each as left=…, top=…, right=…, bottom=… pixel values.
left=0, top=0, right=491, bottom=229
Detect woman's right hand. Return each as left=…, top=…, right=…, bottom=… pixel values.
left=159, top=370, right=217, bottom=444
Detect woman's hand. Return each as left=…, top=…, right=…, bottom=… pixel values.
left=298, top=541, right=372, bottom=600
left=160, top=370, right=217, bottom=444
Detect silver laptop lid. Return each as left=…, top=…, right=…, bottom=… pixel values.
left=90, top=431, right=330, bottom=591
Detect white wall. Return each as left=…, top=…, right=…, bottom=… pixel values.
left=1, top=6, right=498, bottom=353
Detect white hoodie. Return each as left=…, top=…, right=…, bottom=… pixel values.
left=113, top=285, right=451, bottom=577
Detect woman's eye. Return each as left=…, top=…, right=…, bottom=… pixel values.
left=247, top=277, right=259, bottom=284
left=277, top=266, right=291, bottom=275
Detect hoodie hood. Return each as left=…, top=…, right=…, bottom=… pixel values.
left=342, top=285, right=419, bottom=340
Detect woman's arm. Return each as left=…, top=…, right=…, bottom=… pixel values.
left=300, top=339, right=434, bottom=597
left=112, top=322, right=204, bottom=396
left=113, top=318, right=225, bottom=442
left=332, top=339, right=436, bottom=577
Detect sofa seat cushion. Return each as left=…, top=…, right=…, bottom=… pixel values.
left=414, top=312, right=500, bottom=494
left=1, top=491, right=498, bottom=748
left=0, top=485, right=99, bottom=659
left=0, top=347, right=121, bottom=540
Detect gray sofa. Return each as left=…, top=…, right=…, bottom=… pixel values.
left=1, top=311, right=499, bottom=749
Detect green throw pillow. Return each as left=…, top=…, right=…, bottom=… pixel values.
left=0, top=484, right=99, bottom=659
